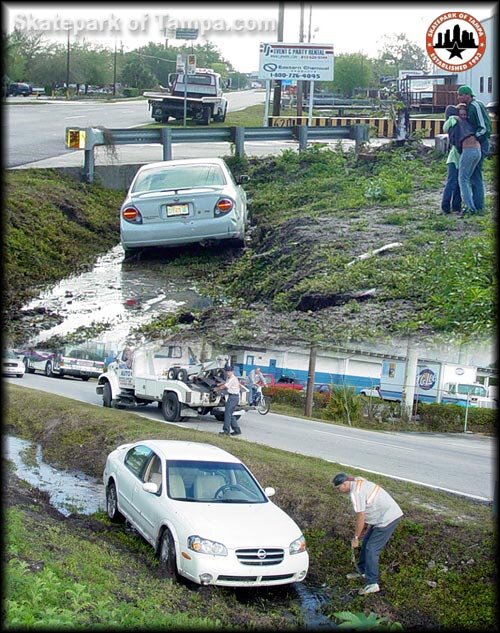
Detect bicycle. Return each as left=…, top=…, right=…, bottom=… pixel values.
left=249, top=384, right=271, bottom=415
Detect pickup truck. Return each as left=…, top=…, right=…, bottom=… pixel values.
left=96, top=342, right=248, bottom=423
left=143, top=68, right=228, bottom=125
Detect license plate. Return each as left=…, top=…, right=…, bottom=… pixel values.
left=165, top=204, right=189, bottom=217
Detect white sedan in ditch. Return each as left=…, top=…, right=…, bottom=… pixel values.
left=103, top=439, right=308, bottom=587
left=120, top=158, right=249, bottom=255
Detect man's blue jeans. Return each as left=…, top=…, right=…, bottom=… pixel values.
left=222, top=394, right=241, bottom=433
left=471, top=138, right=490, bottom=212
left=459, top=148, right=482, bottom=213
left=357, top=517, right=402, bottom=585
left=441, top=163, right=462, bottom=213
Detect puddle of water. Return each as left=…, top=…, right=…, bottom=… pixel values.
left=294, top=582, right=336, bottom=630
left=20, top=244, right=212, bottom=346
left=5, top=435, right=105, bottom=517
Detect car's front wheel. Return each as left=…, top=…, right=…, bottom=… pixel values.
left=106, top=481, right=124, bottom=523
left=45, top=361, right=53, bottom=377
left=158, top=529, right=178, bottom=580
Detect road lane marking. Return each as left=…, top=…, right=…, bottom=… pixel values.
left=312, top=430, right=416, bottom=451
left=65, top=115, right=85, bottom=119
left=326, top=460, right=492, bottom=502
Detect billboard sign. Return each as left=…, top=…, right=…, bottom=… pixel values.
left=259, top=42, right=334, bottom=81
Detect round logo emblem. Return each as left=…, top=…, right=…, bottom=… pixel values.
left=257, top=549, right=267, bottom=560
left=418, top=368, right=436, bottom=391
left=426, top=12, right=486, bottom=71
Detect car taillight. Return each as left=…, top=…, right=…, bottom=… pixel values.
left=122, top=207, right=142, bottom=223
left=214, top=198, right=233, bottom=215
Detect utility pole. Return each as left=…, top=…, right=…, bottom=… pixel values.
left=296, top=2, right=305, bottom=117
left=113, top=40, right=117, bottom=96
left=304, top=345, right=317, bottom=417
left=272, top=2, right=285, bottom=117
left=66, top=29, right=70, bottom=99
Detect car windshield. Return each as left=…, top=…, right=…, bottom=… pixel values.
left=132, top=165, right=226, bottom=193
left=5, top=350, right=17, bottom=359
left=167, top=460, right=267, bottom=504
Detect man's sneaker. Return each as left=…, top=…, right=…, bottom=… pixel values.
left=358, top=583, right=380, bottom=595
left=219, top=431, right=230, bottom=436
left=346, top=571, right=365, bottom=579
left=231, top=430, right=242, bottom=436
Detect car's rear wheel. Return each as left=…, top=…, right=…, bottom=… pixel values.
left=159, top=529, right=178, bottom=580
left=81, top=376, right=90, bottom=381
left=45, top=361, right=53, bottom=377
left=212, top=411, right=225, bottom=422
left=162, top=392, right=181, bottom=422
left=106, top=481, right=124, bottom=523
left=103, top=382, right=112, bottom=408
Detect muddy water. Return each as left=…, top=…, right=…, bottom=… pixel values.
left=22, top=244, right=211, bottom=346
left=5, top=435, right=106, bottom=516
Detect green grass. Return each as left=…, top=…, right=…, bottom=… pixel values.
left=4, top=384, right=496, bottom=630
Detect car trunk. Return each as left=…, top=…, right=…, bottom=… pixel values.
left=131, top=187, right=227, bottom=223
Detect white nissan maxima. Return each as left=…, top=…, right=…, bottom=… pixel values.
left=119, top=158, right=249, bottom=255
left=103, top=440, right=308, bottom=587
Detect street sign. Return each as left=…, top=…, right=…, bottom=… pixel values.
left=175, top=28, right=198, bottom=40
left=258, top=42, right=334, bottom=81
left=187, top=54, right=196, bottom=75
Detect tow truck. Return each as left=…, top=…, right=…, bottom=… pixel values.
left=143, top=68, right=228, bottom=125
left=96, top=342, right=248, bottom=423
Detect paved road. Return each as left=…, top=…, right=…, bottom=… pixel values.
left=4, top=89, right=266, bottom=167
left=6, top=373, right=495, bottom=502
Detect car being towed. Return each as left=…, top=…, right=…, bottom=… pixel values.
left=103, top=439, right=309, bottom=587
left=120, top=158, right=249, bottom=255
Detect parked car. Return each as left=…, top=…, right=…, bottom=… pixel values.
left=262, top=374, right=304, bottom=391
left=103, top=439, right=309, bottom=587
left=359, top=385, right=382, bottom=398
left=2, top=350, right=25, bottom=378
left=22, top=345, right=105, bottom=380
left=7, top=82, right=33, bottom=96
left=120, top=158, right=249, bottom=255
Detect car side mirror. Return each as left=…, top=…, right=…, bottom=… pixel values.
left=264, top=486, right=275, bottom=498
left=143, top=482, right=159, bottom=494
left=236, top=174, right=250, bottom=185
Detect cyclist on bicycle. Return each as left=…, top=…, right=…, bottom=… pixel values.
left=247, top=367, right=267, bottom=405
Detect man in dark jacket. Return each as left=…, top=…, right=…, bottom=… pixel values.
left=457, top=85, right=492, bottom=213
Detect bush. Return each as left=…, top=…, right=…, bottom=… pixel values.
left=416, top=402, right=496, bottom=433
left=325, top=385, right=362, bottom=425
left=122, top=87, right=141, bottom=98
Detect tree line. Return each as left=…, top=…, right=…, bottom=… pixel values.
left=3, top=28, right=429, bottom=96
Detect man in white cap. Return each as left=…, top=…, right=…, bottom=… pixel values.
left=333, top=472, right=403, bottom=595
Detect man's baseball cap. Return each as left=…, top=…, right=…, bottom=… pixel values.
left=332, top=473, right=349, bottom=487
left=226, top=366, right=234, bottom=372
left=457, top=85, right=474, bottom=96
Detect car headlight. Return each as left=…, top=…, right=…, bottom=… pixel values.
left=187, top=535, right=228, bottom=556
left=289, top=535, right=307, bottom=555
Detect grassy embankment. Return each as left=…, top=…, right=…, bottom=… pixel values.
left=4, top=384, right=496, bottom=630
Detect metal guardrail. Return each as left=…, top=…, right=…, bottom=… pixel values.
left=66, top=124, right=369, bottom=183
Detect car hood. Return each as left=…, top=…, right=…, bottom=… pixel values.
left=174, top=500, right=302, bottom=547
